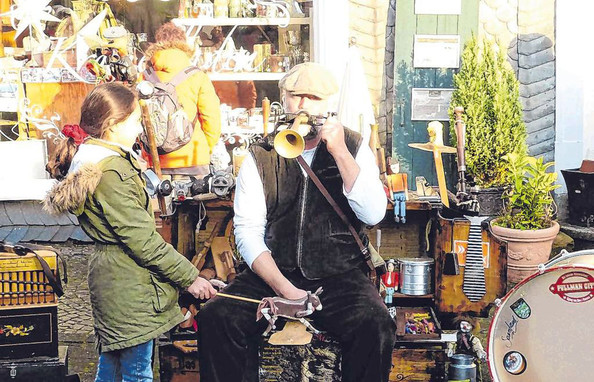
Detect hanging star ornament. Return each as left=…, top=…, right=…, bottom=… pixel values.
left=0, top=0, right=61, bottom=42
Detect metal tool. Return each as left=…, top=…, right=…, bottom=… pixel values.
left=453, top=107, right=479, bottom=213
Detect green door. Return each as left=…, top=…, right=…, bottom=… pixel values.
left=392, top=0, right=479, bottom=190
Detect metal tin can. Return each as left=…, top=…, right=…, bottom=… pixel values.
left=398, top=257, right=434, bottom=295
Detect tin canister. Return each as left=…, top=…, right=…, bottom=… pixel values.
left=448, top=354, right=476, bottom=382
left=398, top=257, right=434, bottom=295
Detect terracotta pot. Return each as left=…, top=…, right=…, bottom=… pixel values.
left=490, top=220, right=560, bottom=283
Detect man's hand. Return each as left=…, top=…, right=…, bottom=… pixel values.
left=187, top=276, right=217, bottom=300
left=279, top=285, right=308, bottom=300
left=320, top=116, right=348, bottom=156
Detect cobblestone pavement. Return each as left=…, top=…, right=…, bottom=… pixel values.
left=54, top=242, right=97, bottom=382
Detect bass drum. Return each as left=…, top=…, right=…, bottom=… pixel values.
left=488, top=250, right=594, bottom=381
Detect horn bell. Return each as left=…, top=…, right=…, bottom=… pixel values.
left=273, top=129, right=305, bottom=159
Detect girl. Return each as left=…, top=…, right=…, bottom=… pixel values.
left=44, top=83, right=215, bottom=381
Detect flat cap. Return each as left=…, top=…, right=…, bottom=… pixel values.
left=279, top=62, right=338, bottom=99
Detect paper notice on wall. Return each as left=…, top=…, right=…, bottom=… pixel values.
left=411, top=88, right=453, bottom=121
left=413, top=35, right=460, bottom=69
left=415, top=0, right=461, bottom=15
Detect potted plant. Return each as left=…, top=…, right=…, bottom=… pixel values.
left=490, top=153, right=560, bottom=283
left=449, top=35, right=527, bottom=215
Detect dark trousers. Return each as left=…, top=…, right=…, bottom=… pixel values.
left=198, top=267, right=396, bottom=382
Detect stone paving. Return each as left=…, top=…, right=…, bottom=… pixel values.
left=54, top=242, right=97, bottom=382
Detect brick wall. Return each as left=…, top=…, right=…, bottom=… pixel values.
left=348, top=0, right=390, bottom=146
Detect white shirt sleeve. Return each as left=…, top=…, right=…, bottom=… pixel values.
left=343, top=144, right=388, bottom=225
left=233, top=154, right=270, bottom=268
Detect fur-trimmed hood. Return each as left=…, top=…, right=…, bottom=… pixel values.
left=43, top=163, right=103, bottom=216
left=43, top=141, right=123, bottom=215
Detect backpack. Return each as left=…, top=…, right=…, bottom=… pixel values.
left=141, top=65, right=201, bottom=154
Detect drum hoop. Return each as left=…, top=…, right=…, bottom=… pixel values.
left=544, top=249, right=594, bottom=269
left=487, top=263, right=594, bottom=382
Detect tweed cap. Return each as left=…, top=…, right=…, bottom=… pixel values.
left=278, top=62, right=339, bottom=99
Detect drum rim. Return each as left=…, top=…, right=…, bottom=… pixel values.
left=543, top=249, right=594, bottom=269
left=397, top=257, right=435, bottom=264
left=487, top=263, right=594, bottom=382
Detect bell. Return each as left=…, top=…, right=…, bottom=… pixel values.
left=273, top=113, right=310, bottom=159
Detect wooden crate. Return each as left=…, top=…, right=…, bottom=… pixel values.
left=432, top=214, right=507, bottom=317
left=0, top=250, right=59, bottom=307
left=0, top=304, right=58, bottom=360
left=390, top=347, right=447, bottom=382
left=158, top=342, right=200, bottom=382
left=0, top=345, right=71, bottom=381
left=395, top=306, right=441, bottom=341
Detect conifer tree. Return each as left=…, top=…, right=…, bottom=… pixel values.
left=449, top=35, right=527, bottom=188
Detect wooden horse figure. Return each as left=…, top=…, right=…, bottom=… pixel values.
left=256, top=287, right=323, bottom=336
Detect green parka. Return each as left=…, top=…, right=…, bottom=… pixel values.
left=44, top=139, right=199, bottom=352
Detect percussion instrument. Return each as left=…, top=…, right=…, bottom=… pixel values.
left=487, top=249, right=594, bottom=381
left=398, top=257, right=434, bottom=295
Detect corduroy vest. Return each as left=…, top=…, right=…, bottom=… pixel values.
left=250, top=129, right=368, bottom=279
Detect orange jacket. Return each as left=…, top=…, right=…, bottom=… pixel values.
left=145, top=43, right=221, bottom=169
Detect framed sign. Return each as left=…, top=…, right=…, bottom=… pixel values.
left=411, top=88, right=454, bottom=121
left=415, top=0, right=462, bottom=15
left=413, top=35, right=460, bottom=68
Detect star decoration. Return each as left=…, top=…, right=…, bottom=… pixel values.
left=0, top=0, right=61, bottom=41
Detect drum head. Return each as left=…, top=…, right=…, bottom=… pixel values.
left=488, top=265, right=594, bottom=381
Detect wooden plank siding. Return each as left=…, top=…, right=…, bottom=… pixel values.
left=392, top=0, right=479, bottom=189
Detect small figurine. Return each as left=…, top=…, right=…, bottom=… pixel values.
left=447, top=315, right=487, bottom=381
left=380, top=259, right=398, bottom=305
left=447, top=315, right=487, bottom=360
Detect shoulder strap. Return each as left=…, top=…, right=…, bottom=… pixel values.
left=143, top=65, right=161, bottom=84
left=168, top=66, right=201, bottom=87
left=295, top=155, right=377, bottom=283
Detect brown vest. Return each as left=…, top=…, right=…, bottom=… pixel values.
left=250, top=129, right=368, bottom=279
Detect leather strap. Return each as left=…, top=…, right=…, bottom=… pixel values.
left=0, top=242, right=66, bottom=297
left=296, top=156, right=377, bottom=283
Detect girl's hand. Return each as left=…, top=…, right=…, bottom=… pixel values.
left=187, top=277, right=217, bottom=300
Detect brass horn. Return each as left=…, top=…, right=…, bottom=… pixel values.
left=273, top=112, right=311, bottom=159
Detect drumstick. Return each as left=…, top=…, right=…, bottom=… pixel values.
left=216, top=292, right=262, bottom=304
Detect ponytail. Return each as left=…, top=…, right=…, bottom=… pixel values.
left=46, top=137, right=78, bottom=180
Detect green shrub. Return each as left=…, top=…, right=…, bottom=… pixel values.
left=494, top=153, right=559, bottom=230
left=449, top=35, right=527, bottom=188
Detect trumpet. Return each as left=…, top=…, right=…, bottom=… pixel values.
left=273, top=111, right=332, bottom=159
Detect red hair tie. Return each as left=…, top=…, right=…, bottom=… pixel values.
left=62, top=124, right=88, bottom=145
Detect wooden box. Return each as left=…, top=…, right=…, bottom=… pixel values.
left=390, top=347, right=447, bottom=382
left=395, top=306, right=441, bottom=340
left=158, top=342, right=200, bottom=382
left=0, top=250, right=59, bottom=307
left=0, top=305, right=58, bottom=360
left=432, top=214, right=507, bottom=317
left=0, top=346, right=69, bottom=381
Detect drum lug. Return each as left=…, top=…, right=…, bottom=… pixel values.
left=494, top=298, right=502, bottom=307
left=537, top=263, right=546, bottom=273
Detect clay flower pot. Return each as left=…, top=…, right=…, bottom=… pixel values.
left=490, top=220, right=560, bottom=283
